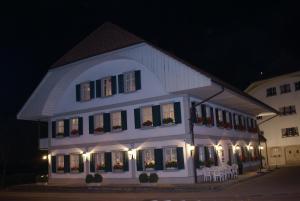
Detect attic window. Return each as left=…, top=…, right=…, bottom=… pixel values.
left=124, top=71, right=136, bottom=93
left=81, top=83, right=91, bottom=101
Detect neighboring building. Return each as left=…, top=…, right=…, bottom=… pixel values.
left=245, top=71, right=300, bottom=167
left=18, top=22, right=277, bottom=184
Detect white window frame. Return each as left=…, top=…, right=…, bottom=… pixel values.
left=80, top=82, right=91, bottom=101
left=141, top=106, right=153, bottom=127
left=164, top=147, right=178, bottom=169
left=143, top=149, right=155, bottom=170
left=70, top=154, right=80, bottom=173
left=111, top=111, right=122, bottom=131
left=124, top=71, right=136, bottom=93
left=161, top=103, right=175, bottom=125
left=56, top=120, right=64, bottom=137
left=95, top=152, right=105, bottom=172
left=112, top=151, right=124, bottom=171
left=70, top=117, right=79, bottom=136
left=101, top=76, right=112, bottom=97
left=94, top=113, right=104, bottom=133
left=56, top=155, right=64, bottom=173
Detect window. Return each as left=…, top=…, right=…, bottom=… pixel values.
left=70, top=118, right=79, bottom=136
left=56, top=155, right=64, bottom=172
left=282, top=127, right=299, bottom=138
left=124, top=71, right=136, bottom=92
left=295, top=81, right=300, bottom=91
left=80, top=82, right=91, bottom=101
left=280, top=84, right=291, bottom=94
left=141, top=107, right=153, bottom=127
left=266, top=87, right=276, bottom=97
left=234, top=114, right=239, bottom=126
left=162, top=103, right=175, bottom=125
left=112, top=151, right=124, bottom=171
left=143, top=149, right=155, bottom=170
left=279, top=105, right=296, bottom=115
left=56, top=120, right=64, bottom=137
left=164, top=147, right=177, bottom=169
left=195, top=104, right=202, bottom=123
left=94, top=114, right=104, bottom=133
left=102, top=77, right=112, bottom=97
left=218, top=110, right=223, bottom=122
left=70, top=154, right=80, bottom=172
left=95, top=152, right=105, bottom=171
left=111, top=112, right=122, bottom=131
left=198, top=146, right=205, bottom=166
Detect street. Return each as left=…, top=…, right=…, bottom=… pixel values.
left=1, top=166, right=300, bottom=201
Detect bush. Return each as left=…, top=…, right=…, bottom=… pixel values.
left=35, top=174, right=48, bottom=183
left=139, top=173, right=149, bottom=183
left=149, top=173, right=159, bottom=183
left=94, top=173, right=103, bottom=183
left=85, top=174, right=94, bottom=183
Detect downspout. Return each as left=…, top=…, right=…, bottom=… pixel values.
left=190, top=86, right=225, bottom=183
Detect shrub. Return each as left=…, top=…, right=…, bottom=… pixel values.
left=35, top=174, right=48, bottom=183
left=94, top=173, right=103, bottom=183
left=85, top=174, right=94, bottom=183
left=139, top=173, right=149, bottom=183
left=149, top=173, right=159, bottom=183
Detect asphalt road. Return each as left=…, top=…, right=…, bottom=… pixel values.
left=1, top=166, right=300, bottom=201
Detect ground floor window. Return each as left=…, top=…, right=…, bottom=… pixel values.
left=112, top=151, right=124, bottom=171
left=70, top=154, right=80, bottom=172
left=95, top=152, right=105, bottom=171
left=164, top=147, right=177, bottom=169
left=56, top=155, right=64, bottom=172
left=143, top=149, right=155, bottom=170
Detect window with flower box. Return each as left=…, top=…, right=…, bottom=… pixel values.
left=111, top=111, right=122, bottom=131
left=266, top=87, right=276, bottom=97
left=94, top=114, right=104, bottom=133
left=295, top=81, right=300, bottom=91
left=280, top=84, right=291, bottom=94
left=95, top=152, right=106, bottom=172
left=216, top=109, right=226, bottom=128
left=279, top=105, right=296, bottom=116
left=112, top=151, right=124, bottom=171
left=141, top=106, right=153, bottom=127
left=143, top=149, right=155, bottom=170
left=70, top=118, right=79, bottom=136
left=70, top=154, right=80, bottom=173
left=56, top=120, right=64, bottom=138
left=194, top=104, right=214, bottom=127
left=56, top=155, right=65, bottom=173
left=164, top=147, right=178, bottom=169
left=198, top=146, right=206, bottom=168
left=162, top=103, right=175, bottom=125
left=282, top=127, right=299, bottom=138
left=224, top=111, right=232, bottom=129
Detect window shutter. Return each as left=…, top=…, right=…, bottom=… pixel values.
left=64, top=119, right=69, bottom=137
left=222, top=110, right=226, bottom=122
left=201, top=104, right=206, bottom=117
left=233, top=114, right=236, bottom=127
left=89, top=115, right=94, bottom=134
left=111, top=76, right=117, bottom=95
left=134, top=108, right=141, bottom=129
left=103, top=113, right=111, bottom=132
left=104, top=152, right=112, bottom=172
left=229, top=112, right=233, bottom=127
left=78, top=117, right=83, bottom=135
left=214, top=148, right=219, bottom=166
left=154, top=149, right=163, bottom=170
left=210, top=107, right=215, bottom=126
left=204, top=146, right=209, bottom=163
left=51, top=156, right=56, bottom=173
left=96, top=79, right=101, bottom=98
left=64, top=155, right=70, bottom=173
left=176, top=147, right=185, bottom=169
left=136, top=150, right=143, bottom=171
left=135, top=70, right=141, bottom=90
left=79, top=154, right=84, bottom=172
left=123, top=151, right=129, bottom=171
left=191, top=102, right=197, bottom=123
left=89, top=81, right=95, bottom=99
left=52, top=121, right=56, bottom=138
left=194, top=146, right=200, bottom=168
left=118, top=74, right=124, bottom=93
left=121, top=111, right=127, bottom=130
left=90, top=153, right=95, bottom=173
left=152, top=105, right=161, bottom=127
left=174, top=102, right=182, bottom=124
left=215, top=109, right=219, bottom=124
left=76, top=84, right=81, bottom=102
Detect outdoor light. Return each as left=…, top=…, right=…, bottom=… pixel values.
left=249, top=145, right=253, bottom=150
left=235, top=145, right=240, bottom=150
left=82, top=152, right=90, bottom=161
left=259, top=145, right=264, bottom=150
left=188, top=144, right=195, bottom=152
left=128, top=149, right=136, bottom=159
left=42, top=155, right=47, bottom=160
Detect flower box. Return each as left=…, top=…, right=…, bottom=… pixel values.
left=142, top=120, right=153, bottom=127
left=144, top=161, right=155, bottom=169
left=196, top=117, right=204, bottom=124
left=71, top=167, right=79, bottom=172
left=96, top=164, right=105, bottom=171
left=113, top=163, right=124, bottom=170
left=162, top=117, right=174, bottom=125
left=56, top=132, right=64, bottom=137
left=204, top=117, right=213, bottom=127
left=71, top=129, right=79, bottom=135
left=112, top=125, right=122, bottom=130
left=94, top=127, right=104, bottom=133
left=165, top=161, right=177, bottom=169
left=57, top=167, right=64, bottom=172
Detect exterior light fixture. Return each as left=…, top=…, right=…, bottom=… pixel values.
left=128, top=149, right=136, bottom=160
left=259, top=145, right=264, bottom=150
left=42, top=155, right=47, bottom=160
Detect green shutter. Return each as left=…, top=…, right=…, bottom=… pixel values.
left=89, top=81, right=95, bottom=99
left=174, top=102, right=182, bottom=124
left=78, top=117, right=83, bottom=135
left=64, top=155, right=70, bottom=173
left=215, top=109, right=219, bottom=124
left=214, top=148, right=219, bottom=166
left=103, top=113, right=111, bottom=132
left=121, top=111, right=127, bottom=130
left=79, top=154, right=84, bottom=172
left=222, top=110, right=226, bottom=122
left=135, top=70, right=141, bottom=90
left=111, top=76, right=117, bottom=95
left=210, top=107, right=215, bottom=126
left=51, top=156, right=56, bottom=173
left=152, top=105, right=161, bottom=127
left=90, top=153, right=95, bottom=173
left=194, top=146, right=200, bottom=168
left=154, top=149, right=163, bottom=170
left=191, top=102, right=197, bottom=123
left=104, top=152, right=112, bottom=172
left=76, top=84, right=81, bottom=101
left=96, top=79, right=101, bottom=98
left=134, top=108, right=141, bottom=129
left=52, top=121, right=56, bottom=138
left=118, top=74, right=124, bottom=93
left=64, top=119, right=69, bottom=137
left=176, top=147, right=185, bottom=169
left=229, top=112, right=233, bottom=128
left=89, top=115, right=94, bottom=134
left=204, top=146, right=209, bottom=163
left=136, top=150, right=143, bottom=171
left=123, top=151, right=129, bottom=171
left=201, top=104, right=206, bottom=117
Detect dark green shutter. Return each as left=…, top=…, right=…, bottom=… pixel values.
left=96, top=79, right=101, bottom=98
left=135, top=70, right=141, bottom=90
left=154, top=149, right=163, bottom=170
left=201, top=104, right=206, bottom=117
left=210, top=107, right=215, bottom=126
left=89, top=115, right=94, bottom=134
left=104, top=152, right=112, bottom=172
left=90, top=153, right=95, bottom=173
left=136, top=150, right=143, bottom=171
left=222, top=110, right=226, bottom=123
left=229, top=112, right=233, bottom=128
left=134, top=108, right=141, bottom=129
left=176, top=147, right=185, bottom=169
left=174, top=102, right=182, bottom=124
left=204, top=146, right=209, bottom=162
left=194, top=146, right=200, bottom=168
left=52, top=121, right=56, bottom=138
left=103, top=113, right=111, bottom=132
left=215, top=109, right=219, bottom=125
left=51, top=156, right=56, bottom=173
left=111, top=76, right=117, bottom=95
left=76, top=84, right=81, bottom=101
left=214, top=148, right=218, bottom=166
left=79, top=154, right=84, bottom=172
left=78, top=117, right=83, bottom=135
left=121, top=111, right=127, bottom=130
left=152, top=105, right=161, bottom=127
left=64, top=119, right=69, bottom=137
left=64, top=155, right=70, bottom=173
left=191, top=102, right=197, bottom=123
left=89, top=81, right=95, bottom=99
left=118, top=74, right=124, bottom=93
left=123, top=151, right=129, bottom=171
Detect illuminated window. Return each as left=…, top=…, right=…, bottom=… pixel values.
left=143, top=149, right=155, bottom=170
left=164, top=147, right=177, bottom=169
left=70, top=118, right=79, bottom=136
left=111, top=112, right=122, bottom=131
left=56, top=155, right=64, bottom=172
left=80, top=82, right=91, bottom=101
left=56, top=120, right=64, bottom=137
left=282, top=127, right=299, bottom=138
left=70, top=154, right=79, bottom=172
left=112, top=151, right=124, bottom=171
left=94, top=114, right=104, bottom=133
left=141, top=107, right=153, bottom=127
left=95, top=152, right=105, bottom=171
left=162, top=103, right=175, bottom=125
left=102, top=77, right=112, bottom=97
left=124, top=71, right=136, bottom=92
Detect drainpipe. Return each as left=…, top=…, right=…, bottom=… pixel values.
left=190, top=86, right=225, bottom=183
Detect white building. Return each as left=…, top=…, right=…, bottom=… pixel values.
left=17, top=22, right=277, bottom=184
left=246, top=71, right=300, bottom=167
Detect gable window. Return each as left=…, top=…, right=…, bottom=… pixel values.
left=111, top=111, right=122, bottom=131
left=95, top=152, right=105, bottom=171
left=164, top=147, right=177, bottom=169
left=56, top=155, right=64, bottom=173
left=162, top=103, right=175, bottom=125
left=279, top=105, right=296, bottom=115
left=94, top=114, right=104, bottom=133
left=280, top=84, right=291, bottom=94
left=143, top=149, right=155, bottom=170
left=81, top=82, right=91, bottom=101
left=266, top=87, right=276, bottom=97
left=282, top=127, right=299, bottom=138
left=124, top=71, right=136, bottom=93
left=70, top=118, right=79, bottom=136
left=112, top=151, right=124, bottom=171
left=56, top=120, right=64, bottom=137
left=141, top=106, right=153, bottom=127
left=70, top=154, right=80, bottom=173
left=295, top=81, right=300, bottom=91
left=102, top=77, right=112, bottom=97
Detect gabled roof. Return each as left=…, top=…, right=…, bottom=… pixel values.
left=51, top=22, right=144, bottom=68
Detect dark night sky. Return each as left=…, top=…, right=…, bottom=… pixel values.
left=0, top=1, right=300, bottom=173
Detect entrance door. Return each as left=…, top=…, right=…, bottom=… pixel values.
left=285, top=146, right=300, bottom=164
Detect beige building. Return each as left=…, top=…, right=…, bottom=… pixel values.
left=245, top=71, right=300, bottom=167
